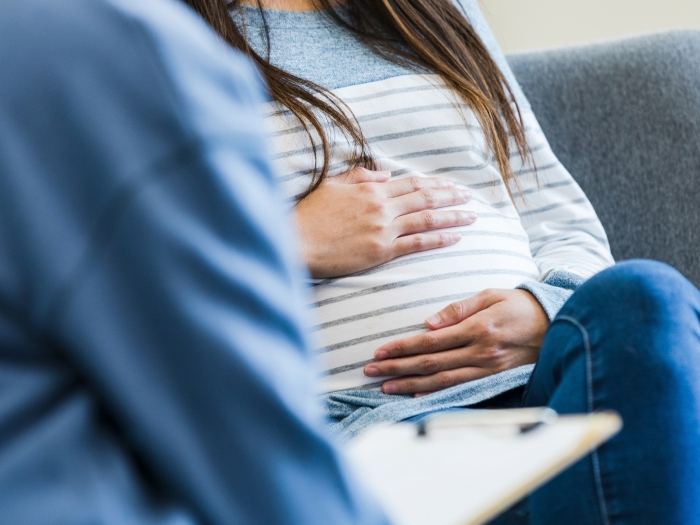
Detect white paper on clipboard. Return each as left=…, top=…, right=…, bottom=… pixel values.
left=347, top=410, right=622, bottom=525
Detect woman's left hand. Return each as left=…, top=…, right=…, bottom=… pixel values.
left=363, top=289, right=550, bottom=396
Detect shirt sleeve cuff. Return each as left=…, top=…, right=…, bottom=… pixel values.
left=516, top=270, right=586, bottom=321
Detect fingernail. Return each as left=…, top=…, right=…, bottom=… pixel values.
left=364, top=366, right=380, bottom=377
left=461, top=189, right=472, bottom=199
left=466, top=211, right=477, bottom=221
left=379, top=170, right=392, bottom=177
left=426, top=314, right=443, bottom=327
left=442, top=179, right=455, bottom=187
left=383, top=383, right=398, bottom=394
left=450, top=233, right=462, bottom=243
left=375, top=350, right=389, bottom=360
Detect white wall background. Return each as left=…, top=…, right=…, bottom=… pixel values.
left=478, top=0, right=700, bottom=53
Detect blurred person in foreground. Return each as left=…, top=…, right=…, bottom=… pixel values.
left=183, top=1, right=700, bottom=524
left=0, top=0, right=389, bottom=524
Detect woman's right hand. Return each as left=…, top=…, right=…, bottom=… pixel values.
left=295, top=167, right=476, bottom=279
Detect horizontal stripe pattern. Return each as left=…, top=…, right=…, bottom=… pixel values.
left=262, top=74, right=613, bottom=393
left=317, top=324, right=428, bottom=354
left=311, top=248, right=533, bottom=287
left=312, top=269, right=536, bottom=308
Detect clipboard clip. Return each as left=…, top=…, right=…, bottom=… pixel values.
left=416, top=407, right=558, bottom=438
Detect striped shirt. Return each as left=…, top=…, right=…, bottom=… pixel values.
left=263, top=74, right=614, bottom=392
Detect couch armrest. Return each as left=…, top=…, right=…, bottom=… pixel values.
left=508, top=31, right=700, bottom=287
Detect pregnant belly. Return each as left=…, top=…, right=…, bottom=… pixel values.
left=310, top=235, right=540, bottom=393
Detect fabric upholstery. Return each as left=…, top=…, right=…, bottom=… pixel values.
left=508, top=31, right=700, bottom=287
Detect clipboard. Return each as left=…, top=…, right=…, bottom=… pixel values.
left=346, top=408, right=622, bottom=525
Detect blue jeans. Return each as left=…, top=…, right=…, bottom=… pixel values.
left=491, top=260, right=700, bottom=525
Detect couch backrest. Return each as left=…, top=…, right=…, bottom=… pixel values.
left=508, top=31, right=700, bottom=288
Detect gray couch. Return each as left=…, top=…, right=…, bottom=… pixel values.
left=507, top=31, right=700, bottom=288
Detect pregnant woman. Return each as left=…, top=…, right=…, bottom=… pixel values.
left=185, top=1, right=700, bottom=523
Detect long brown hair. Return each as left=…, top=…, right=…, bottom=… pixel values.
left=182, top=0, right=530, bottom=202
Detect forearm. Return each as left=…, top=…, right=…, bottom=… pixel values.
left=513, top=111, right=614, bottom=283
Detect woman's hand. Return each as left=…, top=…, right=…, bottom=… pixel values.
left=295, top=168, right=476, bottom=279
left=363, top=289, right=549, bottom=396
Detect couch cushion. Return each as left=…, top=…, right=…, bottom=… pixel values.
left=508, top=31, right=700, bottom=287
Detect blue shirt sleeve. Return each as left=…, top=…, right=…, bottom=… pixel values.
left=0, top=1, right=388, bottom=524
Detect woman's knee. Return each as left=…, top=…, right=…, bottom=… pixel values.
left=555, top=259, right=700, bottom=371
left=561, top=259, right=698, bottom=323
